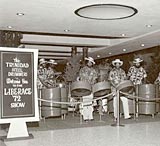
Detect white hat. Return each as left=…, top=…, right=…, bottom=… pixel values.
left=112, top=59, right=123, bottom=66
left=85, top=57, right=95, bottom=64
left=39, top=58, right=47, bottom=65
left=48, top=59, right=57, bottom=65
left=133, top=58, right=143, bottom=63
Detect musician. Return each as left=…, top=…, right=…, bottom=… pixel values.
left=78, top=57, right=98, bottom=85
left=37, top=58, right=48, bottom=89
left=47, top=59, right=58, bottom=87
left=127, top=57, right=147, bottom=85
left=98, top=58, right=112, bottom=82
left=97, top=59, right=111, bottom=114
left=78, top=57, right=98, bottom=121
left=108, top=59, right=131, bottom=121
left=127, top=57, right=147, bottom=117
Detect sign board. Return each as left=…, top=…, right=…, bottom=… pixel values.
left=0, top=47, right=39, bottom=124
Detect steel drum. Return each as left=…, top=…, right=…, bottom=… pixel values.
left=116, top=80, right=134, bottom=93
left=41, top=87, right=61, bottom=118
left=93, top=81, right=111, bottom=97
left=138, top=84, right=157, bottom=115
left=60, top=87, right=68, bottom=115
left=71, top=81, right=92, bottom=97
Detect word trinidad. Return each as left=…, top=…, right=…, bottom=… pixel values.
left=5, top=57, right=29, bottom=68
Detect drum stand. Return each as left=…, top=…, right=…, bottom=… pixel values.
left=111, top=90, right=124, bottom=127
left=80, top=111, right=83, bottom=124
left=98, top=99, right=105, bottom=122
left=135, top=85, right=139, bottom=118
left=79, top=98, right=86, bottom=124
left=38, top=89, right=47, bottom=123
left=39, top=89, right=42, bottom=120
left=133, top=97, right=136, bottom=120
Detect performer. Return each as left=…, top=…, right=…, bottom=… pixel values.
left=108, top=59, right=131, bottom=121
left=127, top=57, right=147, bottom=85
left=47, top=59, right=57, bottom=87
left=78, top=57, right=98, bottom=84
left=37, top=58, right=48, bottom=89
left=98, top=59, right=112, bottom=114
left=127, top=57, right=147, bottom=117
left=78, top=57, right=98, bottom=121
left=98, top=58, right=112, bottom=82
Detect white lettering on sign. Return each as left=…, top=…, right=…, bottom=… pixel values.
left=6, top=78, right=21, bottom=84
left=4, top=88, right=32, bottom=95
left=6, top=62, right=29, bottom=68
left=8, top=72, right=28, bottom=77
left=11, top=68, right=23, bottom=72
left=22, top=78, right=28, bottom=84
left=10, top=102, right=26, bottom=108
left=3, top=56, right=32, bottom=113
left=12, top=95, right=21, bottom=102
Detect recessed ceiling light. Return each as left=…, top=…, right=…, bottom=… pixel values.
left=7, top=26, right=13, bottom=29
left=141, top=44, right=145, bottom=47
left=97, top=55, right=100, bottom=58
left=146, top=24, right=152, bottom=28
left=64, top=29, right=70, bottom=32
left=123, top=49, right=127, bottom=52
left=121, top=33, right=126, bottom=37
left=16, top=13, right=24, bottom=16
left=108, top=52, right=112, bottom=55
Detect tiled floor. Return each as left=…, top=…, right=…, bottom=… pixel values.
left=1, top=113, right=160, bottom=146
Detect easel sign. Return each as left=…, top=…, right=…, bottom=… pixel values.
left=0, top=47, right=39, bottom=140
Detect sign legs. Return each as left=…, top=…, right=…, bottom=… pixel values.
left=6, top=120, right=33, bottom=140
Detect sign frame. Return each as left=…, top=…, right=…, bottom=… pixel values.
left=0, top=47, right=39, bottom=139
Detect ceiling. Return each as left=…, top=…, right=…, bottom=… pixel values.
left=1, top=0, right=160, bottom=61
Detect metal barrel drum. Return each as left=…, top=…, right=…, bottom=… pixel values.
left=108, top=80, right=134, bottom=114
left=107, top=95, right=114, bottom=113
left=138, top=84, right=156, bottom=115
left=41, top=87, right=61, bottom=118
left=93, top=81, right=111, bottom=97
left=60, top=87, right=68, bottom=115
left=71, top=81, right=92, bottom=97
left=37, top=89, right=42, bottom=117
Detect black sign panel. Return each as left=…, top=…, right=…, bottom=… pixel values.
left=0, top=52, right=35, bottom=118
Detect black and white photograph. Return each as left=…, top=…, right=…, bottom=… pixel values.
left=1, top=1, right=160, bottom=146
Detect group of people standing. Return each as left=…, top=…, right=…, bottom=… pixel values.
left=77, top=56, right=147, bottom=122
left=37, top=56, right=160, bottom=122
left=109, top=58, right=147, bottom=121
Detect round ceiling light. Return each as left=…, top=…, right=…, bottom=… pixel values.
left=75, top=4, right=138, bottom=20
left=16, top=13, right=24, bottom=16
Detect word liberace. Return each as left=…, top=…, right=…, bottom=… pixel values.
left=4, top=88, right=32, bottom=96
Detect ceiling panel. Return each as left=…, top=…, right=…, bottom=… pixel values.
left=1, top=0, right=160, bottom=60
